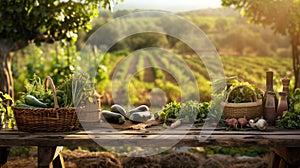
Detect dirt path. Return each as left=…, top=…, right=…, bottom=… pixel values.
left=125, top=55, right=138, bottom=78
left=143, top=55, right=155, bottom=83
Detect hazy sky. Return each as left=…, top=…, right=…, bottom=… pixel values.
left=114, top=0, right=222, bottom=12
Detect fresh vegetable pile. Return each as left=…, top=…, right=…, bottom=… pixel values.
left=276, top=88, right=300, bottom=129
left=14, top=75, right=66, bottom=108
left=101, top=104, right=152, bottom=124
left=158, top=100, right=210, bottom=127
left=226, top=81, right=263, bottom=103
left=224, top=117, right=268, bottom=131
left=14, top=73, right=94, bottom=109
left=220, top=80, right=267, bottom=130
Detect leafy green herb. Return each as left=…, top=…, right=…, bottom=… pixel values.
left=289, top=88, right=300, bottom=113
left=159, top=101, right=181, bottom=121
left=276, top=111, right=300, bottom=129
left=227, top=81, right=262, bottom=103
left=159, top=100, right=210, bottom=125
left=58, top=72, right=94, bottom=107
left=17, top=74, right=47, bottom=106
left=276, top=88, right=300, bottom=129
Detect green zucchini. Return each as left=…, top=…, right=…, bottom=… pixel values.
left=25, top=95, right=48, bottom=108
left=129, top=111, right=152, bottom=123
left=14, top=103, right=38, bottom=108
left=111, top=104, right=127, bottom=117
left=127, top=105, right=149, bottom=116
left=101, top=110, right=125, bottom=124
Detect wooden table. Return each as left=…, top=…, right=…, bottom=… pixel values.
left=0, top=123, right=299, bottom=167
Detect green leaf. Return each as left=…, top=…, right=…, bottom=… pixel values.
left=3, top=94, right=12, bottom=101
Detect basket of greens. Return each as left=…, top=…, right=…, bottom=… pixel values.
left=12, top=73, right=97, bottom=132
left=222, top=84, right=263, bottom=119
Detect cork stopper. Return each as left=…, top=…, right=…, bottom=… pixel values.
left=281, top=78, right=290, bottom=86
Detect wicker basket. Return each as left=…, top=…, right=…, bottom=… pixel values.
left=13, top=76, right=80, bottom=132
left=222, top=85, right=263, bottom=119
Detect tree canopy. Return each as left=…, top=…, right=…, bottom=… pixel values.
left=0, top=0, right=120, bottom=50
left=222, top=0, right=300, bottom=89
left=0, top=0, right=120, bottom=97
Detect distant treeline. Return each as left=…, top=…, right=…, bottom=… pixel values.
left=76, top=8, right=290, bottom=58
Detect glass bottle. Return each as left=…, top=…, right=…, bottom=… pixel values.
left=264, top=91, right=276, bottom=126
left=263, top=71, right=277, bottom=112
left=277, top=92, right=288, bottom=118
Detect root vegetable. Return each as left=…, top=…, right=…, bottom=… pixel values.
left=255, top=119, right=268, bottom=131
left=249, top=119, right=256, bottom=128
left=226, top=118, right=238, bottom=128
left=170, top=119, right=181, bottom=128
left=238, top=116, right=247, bottom=128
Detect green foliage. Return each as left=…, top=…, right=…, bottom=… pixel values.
left=9, top=147, right=36, bottom=158
left=0, top=91, right=15, bottom=129
left=15, top=72, right=95, bottom=108
left=159, top=100, right=210, bottom=124
left=159, top=101, right=181, bottom=120
left=16, top=74, right=64, bottom=108
left=203, top=147, right=269, bottom=157
left=13, top=42, right=109, bottom=102
left=12, top=9, right=294, bottom=107
left=81, top=8, right=290, bottom=57
left=124, top=33, right=169, bottom=51
left=0, top=0, right=119, bottom=47
left=128, top=78, right=154, bottom=105
left=227, top=81, right=263, bottom=103
left=221, top=0, right=300, bottom=36
left=276, top=110, right=300, bottom=129
left=289, top=88, right=300, bottom=113
left=13, top=42, right=79, bottom=95
left=13, top=43, right=293, bottom=106
left=276, top=88, right=300, bottom=129
left=221, top=0, right=300, bottom=89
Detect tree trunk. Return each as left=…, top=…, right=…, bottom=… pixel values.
left=0, top=40, right=14, bottom=99
left=0, top=52, right=14, bottom=99
left=291, top=33, right=300, bottom=90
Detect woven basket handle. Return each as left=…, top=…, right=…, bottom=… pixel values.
left=44, top=76, right=59, bottom=108
left=225, top=85, right=258, bottom=103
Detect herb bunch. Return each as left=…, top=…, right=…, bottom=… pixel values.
left=276, top=88, right=300, bottom=129
left=159, top=100, right=210, bottom=125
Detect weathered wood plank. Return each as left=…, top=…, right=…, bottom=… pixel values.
left=1, top=125, right=299, bottom=167
left=1, top=126, right=300, bottom=136
left=0, top=126, right=299, bottom=148
left=0, top=133, right=300, bottom=147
